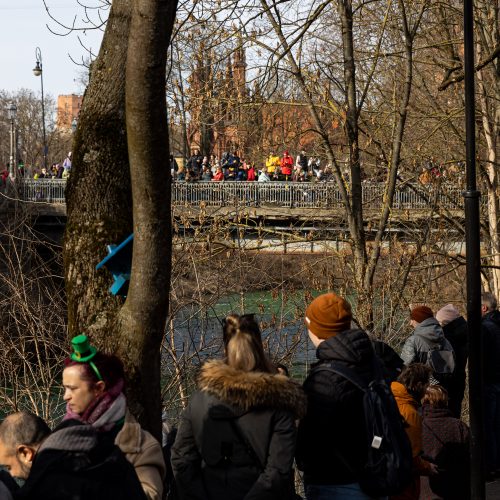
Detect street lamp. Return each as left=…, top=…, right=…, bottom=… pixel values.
left=33, top=47, right=47, bottom=170
left=6, top=102, right=17, bottom=179
left=463, top=0, right=484, bottom=498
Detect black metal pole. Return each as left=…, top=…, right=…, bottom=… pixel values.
left=463, top=0, right=485, bottom=497
left=34, top=47, right=47, bottom=170
left=40, top=62, right=48, bottom=170
left=9, top=117, right=15, bottom=178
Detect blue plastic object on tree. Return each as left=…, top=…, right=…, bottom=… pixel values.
left=96, top=233, right=134, bottom=296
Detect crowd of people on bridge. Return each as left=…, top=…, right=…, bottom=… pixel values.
left=1, top=291, right=500, bottom=499
left=31, top=152, right=73, bottom=180
left=174, top=149, right=334, bottom=183
left=0, top=153, right=72, bottom=186
left=1, top=148, right=462, bottom=189
left=173, top=150, right=464, bottom=186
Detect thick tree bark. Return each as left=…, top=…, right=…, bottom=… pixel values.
left=64, top=0, right=178, bottom=438
left=118, top=0, right=177, bottom=439
left=64, top=0, right=132, bottom=341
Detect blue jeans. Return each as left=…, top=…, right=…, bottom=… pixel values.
left=305, top=483, right=387, bottom=500
left=484, top=383, right=500, bottom=471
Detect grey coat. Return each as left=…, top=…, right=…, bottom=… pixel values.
left=401, top=317, right=454, bottom=366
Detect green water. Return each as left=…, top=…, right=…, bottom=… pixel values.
left=210, top=289, right=325, bottom=318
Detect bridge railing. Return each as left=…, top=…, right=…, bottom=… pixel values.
left=165, top=181, right=466, bottom=210
left=17, top=178, right=466, bottom=210
left=18, top=179, right=67, bottom=204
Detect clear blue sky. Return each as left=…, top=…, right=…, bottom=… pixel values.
left=0, top=0, right=105, bottom=98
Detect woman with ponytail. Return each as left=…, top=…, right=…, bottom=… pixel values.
left=61, top=335, right=165, bottom=500
left=171, top=314, right=306, bottom=500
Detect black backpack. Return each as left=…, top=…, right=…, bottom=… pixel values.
left=311, top=360, right=413, bottom=497
left=421, top=339, right=455, bottom=385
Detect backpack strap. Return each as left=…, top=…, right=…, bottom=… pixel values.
left=416, top=332, right=445, bottom=352
left=311, top=362, right=368, bottom=392
left=311, top=354, right=384, bottom=392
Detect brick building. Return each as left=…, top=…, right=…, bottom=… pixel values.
left=56, top=94, right=82, bottom=130
left=187, top=46, right=342, bottom=163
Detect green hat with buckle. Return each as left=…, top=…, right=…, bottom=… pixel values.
left=70, top=334, right=98, bottom=363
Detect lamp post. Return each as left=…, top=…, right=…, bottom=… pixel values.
left=6, top=102, right=17, bottom=179
left=33, top=47, right=47, bottom=170
left=463, top=0, right=484, bottom=498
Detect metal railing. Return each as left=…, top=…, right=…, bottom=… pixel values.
left=173, top=181, right=465, bottom=210
left=17, top=178, right=467, bottom=211
left=18, top=179, right=67, bottom=204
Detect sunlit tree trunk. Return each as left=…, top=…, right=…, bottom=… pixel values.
left=64, top=0, right=177, bottom=438
left=119, top=0, right=177, bottom=437
left=478, top=65, right=500, bottom=297
left=64, top=0, right=132, bottom=342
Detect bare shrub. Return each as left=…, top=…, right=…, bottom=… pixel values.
left=0, top=209, right=67, bottom=424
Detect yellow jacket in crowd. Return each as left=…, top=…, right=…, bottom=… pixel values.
left=266, top=155, right=280, bottom=174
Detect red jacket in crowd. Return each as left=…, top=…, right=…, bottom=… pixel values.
left=280, top=152, right=293, bottom=176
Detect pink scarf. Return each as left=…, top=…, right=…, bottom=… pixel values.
left=64, top=378, right=125, bottom=429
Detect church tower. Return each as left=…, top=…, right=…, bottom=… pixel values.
left=233, top=43, right=247, bottom=100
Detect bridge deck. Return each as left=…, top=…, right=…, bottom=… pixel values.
left=4, top=179, right=471, bottom=224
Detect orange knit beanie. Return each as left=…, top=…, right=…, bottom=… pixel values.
left=305, top=293, right=352, bottom=339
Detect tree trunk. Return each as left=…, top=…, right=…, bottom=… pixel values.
left=338, top=0, right=366, bottom=291
left=476, top=1, right=500, bottom=297
left=478, top=64, right=500, bottom=297
left=119, top=0, right=177, bottom=439
left=64, top=0, right=132, bottom=342
left=64, top=0, right=178, bottom=438
left=259, top=0, right=365, bottom=283
left=364, top=0, right=427, bottom=292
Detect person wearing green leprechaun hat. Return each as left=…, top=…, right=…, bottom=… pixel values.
left=62, top=335, right=166, bottom=500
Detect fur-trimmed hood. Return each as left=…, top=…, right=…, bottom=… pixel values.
left=198, top=360, right=306, bottom=419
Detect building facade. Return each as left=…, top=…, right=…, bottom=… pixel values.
left=56, top=94, right=82, bottom=130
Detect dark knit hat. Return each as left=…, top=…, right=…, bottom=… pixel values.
left=410, top=306, right=434, bottom=324
left=305, top=293, right=352, bottom=339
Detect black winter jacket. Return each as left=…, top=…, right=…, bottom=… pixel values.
left=0, top=470, right=17, bottom=499
left=442, top=316, right=468, bottom=377
left=482, top=310, right=500, bottom=384
left=372, top=339, right=404, bottom=382
left=14, top=421, right=146, bottom=500
left=442, top=316, right=468, bottom=417
left=296, top=328, right=376, bottom=486
left=171, top=360, right=306, bottom=500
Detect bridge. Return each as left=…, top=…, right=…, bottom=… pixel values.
left=12, top=178, right=467, bottom=219
left=0, top=178, right=473, bottom=251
